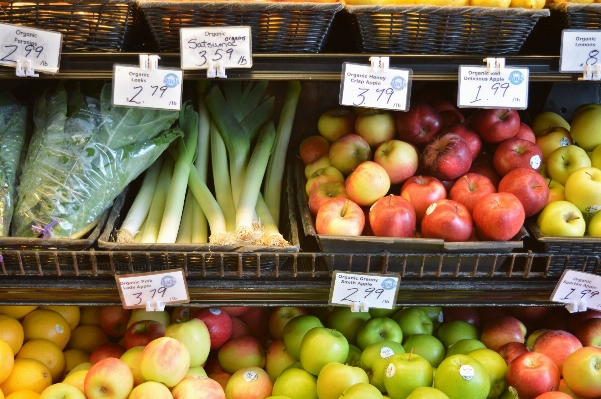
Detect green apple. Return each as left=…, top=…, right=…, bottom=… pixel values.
left=127, top=309, right=170, bottom=328
left=436, top=321, right=479, bottom=349
left=537, top=201, right=586, bottom=237
left=525, top=329, right=549, bottom=350
left=356, top=317, right=403, bottom=350
left=565, top=167, right=601, bottom=216
left=445, top=339, right=486, bottom=358
left=403, top=334, right=446, bottom=368
left=327, top=307, right=371, bottom=346
left=393, top=308, right=433, bottom=341
left=406, top=387, right=450, bottom=399
left=267, top=397, right=293, bottom=399
left=467, top=348, right=507, bottom=398
left=340, top=382, right=383, bottom=399
left=316, top=362, right=369, bottom=399
left=536, top=127, right=573, bottom=162
left=283, top=361, right=303, bottom=372
left=370, top=308, right=400, bottom=318
left=40, top=383, right=87, bottom=399
left=184, top=366, right=207, bottom=379
left=270, top=307, right=307, bottom=340
left=120, top=346, right=146, bottom=386
left=589, top=209, right=601, bottom=237
left=532, top=112, right=570, bottom=136
left=434, top=354, right=490, bottom=399
left=544, top=178, right=565, bottom=204
left=266, top=339, right=297, bottom=380
left=272, top=368, right=318, bottom=399
left=383, top=353, right=433, bottom=399
left=283, top=315, right=324, bottom=360
left=570, top=106, right=601, bottom=151
left=591, top=144, right=601, bottom=170
left=546, top=145, right=591, bottom=185
left=300, top=327, right=349, bottom=375
left=360, top=341, right=406, bottom=392
left=413, top=307, right=443, bottom=330
left=573, top=103, right=601, bottom=120
left=346, top=345, right=362, bottom=367
left=165, top=317, right=211, bottom=368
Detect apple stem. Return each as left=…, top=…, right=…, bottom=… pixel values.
left=587, top=172, right=593, bottom=179
left=568, top=215, right=581, bottom=222
left=562, top=156, right=568, bottom=166
left=548, top=179, right=552, bottom=188
left=389, top=194, right=394, bottom=205
left=409, top=348, right=414, bottom=360
left=331, top=329, right=337, bottom=334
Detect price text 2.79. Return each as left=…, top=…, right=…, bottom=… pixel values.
left=127, top=85, right=168, bottom=105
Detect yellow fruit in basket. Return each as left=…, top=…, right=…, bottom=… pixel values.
left=65, top=325, right=109, bottom=354
left=16, top=339, right=65, bottom=383
left=570, top=107, right=601, bottom=151
left=5, top=391, right=40, bottom=399
left=509, top=0, right=544, bottom=8
left=78, top=307, right=101, bottom=327
left=0, top=315, right=24, bottom=355
left=38, top=384, right=85, bottom=399
left=0, top=340, right=14, bottom=384
left=0, top=359, right=52, bottom=396
left=0, top=307, right=37, bottom=321
left=62, top=370, right=87, bottom=392
left=417, top=0, right=468, bottom=5
left=470, top=0, right=511, bottom=6
left=127, top=309, right=170, bottom=328
left=532, top=112, right=570, bottom=136
left=63, top=350, right=89, bottom=377
left=66, top=363, right=92, bottom=377
left=39, top=307, right=80, bottom=332
left=346, top=0, right=415, bottom=4
left=22, top=310, right=71, bottom=350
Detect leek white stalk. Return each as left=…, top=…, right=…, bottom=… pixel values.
left=134, top=218, right=146, bottom=243
left=211, top=121, right=236, bottom=232
left=192, top=81, right=211, bottom=243
left=116, top=157, right=163, bottom=243
left=176, top=192, right=194, bottom=243
left=264, top=81, right=302, bottom=226
left=256, top=193, right=288, bottom=247
left=140, top=157, right=174, bottom=243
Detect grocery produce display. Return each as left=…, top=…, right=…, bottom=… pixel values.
left=1, top=304, right=600, bottom=399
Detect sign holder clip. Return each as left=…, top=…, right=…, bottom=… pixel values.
left=16, top=60, right=39, bottom=77
left=566, top=299, right=588, bottom=313
left=370, top=56, right=389, bottom=73
left=146, top=299, right=165, bottom=312
left=484, top=58, right=505, bottom=73
left=583, top=64, right=601, bottom=81
left=139, top=54, right=160, bottom=70
left=207, top=60, right=227, bottom=79
left=350, top=302, right=369, bottom=312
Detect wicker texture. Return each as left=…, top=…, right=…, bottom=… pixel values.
left=346, top=5, right=549, bottom=54
left=0, top=0, right=142, bottom=52
left=137, top=0, right=343, bottom=53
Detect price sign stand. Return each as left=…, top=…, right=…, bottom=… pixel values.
left=116, top=269, right=190, bottom=310
left=0, top=23, right=62, bottom=76
left=550, top=269, right=601, bottom=313
left=339, top=57, right=412, bottom=112
left=112, top=55, right=183, bottom=111
left=559, top=30, right=601, bottom=80
left=457, top=58, right=529, bottom=109
left=329, top=271, right=400, bottom=312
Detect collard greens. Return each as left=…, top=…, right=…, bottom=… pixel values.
left=13, top=82, right=181, bottom=238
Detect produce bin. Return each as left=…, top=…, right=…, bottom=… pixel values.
left=137, top=0, right=344, bottom=53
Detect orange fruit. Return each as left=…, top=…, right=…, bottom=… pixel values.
left=16, top=339, right=65, bottom=383
left=5, top=390, right=40, bottom=399
left=21, top=310, right=70, bottom=350
left=62, top=349, right=89, bottom=377
left=39, top=307, right=80, bottom=332
left=0, top=359, right=52, bottom=395
left=0, top=340, right=14, bottom=384
left=0, top=307, right=37, bottom=321
left=0, top=315, right=24, bottom=355
left=65, top=325, right=109, bottom=354
left=78, top=307, right=101, bottom=326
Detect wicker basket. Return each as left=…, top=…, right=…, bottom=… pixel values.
left=0, top=0, right=145, bottom=52
left=345, top=5, right=549, bottom=54
left=137, top=0, right=344, bottom=53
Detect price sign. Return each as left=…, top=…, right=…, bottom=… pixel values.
left=339, top=63, right=412, bottom=111
left=180, top=27, right=252, bottom=70
left=0, top=23, right=62, bottom=73
left=550, top=270, right=601, bottom=310
left=458, top=66, right=529, bottom=109
left=560, top=30, right=601, bottom=73
left=116, top=269, right=190, bottom=309
left=112, top=65, right=182, bottom=111
left=329, top=271, right=400, bottom=310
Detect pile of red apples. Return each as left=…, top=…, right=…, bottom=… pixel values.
left=300, top=98, right=549, bottom=242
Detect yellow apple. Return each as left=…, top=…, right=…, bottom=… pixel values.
left=84, top=358, right=134, bottom=399
left=140, top=337, right=190, bottom=388
left=418, top=0, right=468, bottom=5
left=510, top=0, right=544, bottom=8
left=172, top=377, right=225, bottom=399
left=127, top=310, right=170, bottom=328
left=591, top=144, right=601, bottom=169
left=544, top=179, right=565, bottom=204
left=588, top=210, right=601, bottom=237
left=531, top=112, right=570, bottom=136
left=537, top=201, right=586, bottom=237
left=546, top=145, right=591, bottom=185
left=565, top=167, right=601, bottom=216
left=63, top=370, right=88, bottom=393
left=305, top=156, right=330, bottom=180
left=570, top=107, right=601, bottom=151
left=40, top=384, right=86, bottom=399
left=573, top=103, right=601, bottom=120
left=470, top=0, right=511, bottom=6
left=128, top=381, right=173, bottom=399
left=120, top=347, right=146, bottom=387
left=67, top=363, right=92, bottom=376
left=536, top=127, right=573, bottom=162
left=184, top=367, right=207, bottom=379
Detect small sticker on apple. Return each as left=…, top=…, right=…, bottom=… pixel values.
left=508, top=386, right=519, bottom=398
left=380, top=347, right=394, bottom=359
left=426, top=203, right=437, bottom=216
left=560, top=137, right=570, bottom=147
left=385, top=363, right=396, bottom=378
left=209, top=308, right=221, bottom=315
left=530, top=155, right=541, bottom=170
left=55, top=324, right=64, bottom=334
left=243, top=371, right=258, bottom=382
left=459, top=365, right=475, bottom=381
left=438, top=312, right=444, bottom=323
left=586, top=205, right=601, bottom=215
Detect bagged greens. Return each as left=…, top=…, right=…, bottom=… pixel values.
left=13, top=82, right=181, bottom=239
left=0, top=92, right=28, bottom=236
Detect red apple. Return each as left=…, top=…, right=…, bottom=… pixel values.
left=428, top=96, right=458, bottom=113
left=218, top=336, right=266, bottom=374
left=305, top=167, right=344, bottom=196
left=193, top=308, right=233, bottom=350
left=558, top=378, right=584, bottom=399
left=479, top=307, right=511, bottom=325
left=493, top=137, right=543, bottom=177
left=506, top=352, right=561, bottom=399
left=516, top=123, right=536, bottom=144
left=84, top=357, right=134, bottom=399
left=355, top=109, right=396, bottom=148
left=345, top=161, right=390, bottom=207
left=318, top=108, right=357, bottom=143
left=308, top=182, right=347, bottom=215
left=368, top=194, right=416, bottom=238
left=469, top=162, right=501, bottom=189
left=90, top=343, right=127, bottom=364
left=469, top=108, right=520, bottom=143
left=532, top=330, right=583, bottom=375
left=440, top=109, right=466, bottom=127
left=238, top=307, right=271, bottom=338
left=534, top=393, right=573, bottom=399
left=269, top=307, right=307, bottom=340
left=396, top=102, right=443, bottom=145
left=362, top=206, right=374, bottom=236
left=497, top=342, right=530, bottom=365
left=401, top=175, right=447, bottom=223
left=443, top=307, right=481, bottom=329
left=99, top=306, right=132, bottom=338
left=329, top=134, right=372, bottom=176
left=421, top=199, right=473, bottom=242
left=563, top=347, right=601, bottom=398
left=205, top=353, right=224, bottom=374
left=472, top=192, right=525, bottom=241
left=421, top=133, right=473, bottom=181
left=209, top=372, right=232, bottom=392
left=172, top=376, right=226, bottom=399
left=511, top=307, right=552, bottom=324
left=374, top=139, right=419, bottom=184
left=439, top=124, right=481, bottom=161
left=124, top=320, right=166, bottom=350
left=449, top=173, right=496, bottom=214
left=573, top=318, right=601, bottom=347
left=498, top=168, right=550, bottom=217
left=299, top=136, right=330, bottom=165
left=481, top=316, right=527, bottom=351
left=567, top=309, right=601, bottom=333
left=316, top=198, right=365, bottom=236
left=218, top=307, right=249, bottom=317
left=230, top=316, right=251, bottom=339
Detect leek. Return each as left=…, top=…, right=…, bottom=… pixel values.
left=176, top=192, right=194, bottom=243
left=134, top=218, right=146, bottom=243
left=140, top=157, right=174, bottom=243
left=256, top=193, right=288, bottom=247
left=191, top=81, right=211, bottom=244
left=210, top=121, right=236, bottom=232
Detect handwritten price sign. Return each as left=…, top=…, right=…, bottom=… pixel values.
left=560, top=30, right=601, bottom=73
left=112, top=65, right=182, bottom=111
left=457, top=66, right=529, bottom=109
left=329, top=271, right=400, bottom=310
left=180, top=27, right=252, bottom=70
left=116, top=269, right=190, bottom=309
left=0, top=23, right=62, bottom=73
left=550, top=270, right=601, bottom=311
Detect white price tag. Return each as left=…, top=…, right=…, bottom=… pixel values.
left=180, top=27, right=252, bottom=70
left=339, top=63, right=412, bottom=111
left=550, top=270, right=601, bottom=310
left=457, top=66, right=529, bottom=109
left=116, top=269, right=190, bottom=309
left=559, top=30, right=601, bottom=73
left=329, top=271, right=400, bottom=310
left=112, top=65, right=182, bottom=111
left=0, top=23, right=62, bottom=73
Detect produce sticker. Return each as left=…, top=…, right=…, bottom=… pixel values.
left=559, top=30, right=601, bottom=73
left=0, top=23, right=62, bottom=73
left=116, top=269, right=190, bottom=309
left=112, top=65, right=183, bottom=111
left=180, top=26, right=252, bottom=71
left=329, top=271, right=400, bottom=310
left=339, top=63, right=412, bottom=112
left=550, top=270, right=601, bottom=311
left=457, top=66, right=529, bottom=110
